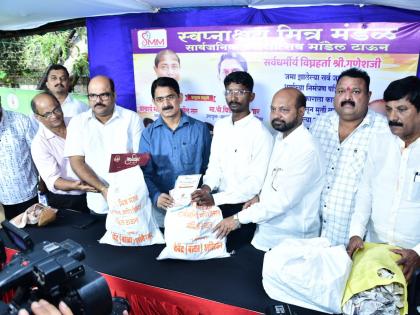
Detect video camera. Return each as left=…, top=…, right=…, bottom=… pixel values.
left=0, top=220, right=128, bottom=315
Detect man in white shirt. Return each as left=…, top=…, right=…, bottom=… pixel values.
left=310, top=68, right=388, bottom=246
left=347, top=76, right=420, bottom=281
left=42, top=64, right=88, bottom=118
left=0, top=97, right=38, bottom=220
left=31, top=65, right=88, bottom=132
left=31, top=92, right=96, bottom=212
left=191, top=71, right=273, bottom=250
left=214, top=88, right=325, bottom=251
left=65, top=75, right=143, bottom=214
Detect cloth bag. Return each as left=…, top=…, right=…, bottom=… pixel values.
left=11, top=203, right=57, bottom=228
left=99, top=165, right=164, bottom=246
left=157, top=204, right=230, bottom=260
left=341, top=242, right=408, bottom=315
left=263, top=237, right=352, bottom=314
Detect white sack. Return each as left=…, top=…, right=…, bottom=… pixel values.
left=100, top=166, right=164, bottom=246
left=157, top=204, right=230, bottom=260
left=263, top=237, right=352, bottom=314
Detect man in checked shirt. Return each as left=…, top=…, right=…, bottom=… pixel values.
left=310, top=68, right=388, bottom=246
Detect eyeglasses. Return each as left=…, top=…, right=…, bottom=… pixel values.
left=37, top=105, right=62, bottom=119
left=154, top=94, right=178, bottom=104
left=224, top=89, right=251, bottom=97
left=87, top=92, right=113, bottom=101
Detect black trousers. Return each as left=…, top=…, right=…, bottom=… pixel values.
left=3, top=196, right=38, bottom=220
left=46, top=192, right=89, bottom=213
left=219, top=203, right=256, bottom=252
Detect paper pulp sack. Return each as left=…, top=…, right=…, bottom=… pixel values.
left=263, top=237, right=352, bottom=314
left=157, top=204, right=230, bottom=260
left=100, top=165, right=164, bottom=246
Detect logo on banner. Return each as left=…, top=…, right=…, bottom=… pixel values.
left=138, top=29, right=167, bottom=49
left=7, top=93, right=19, bottom=110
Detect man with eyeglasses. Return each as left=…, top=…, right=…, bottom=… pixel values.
left=191, top=71, right=273, bottom=251
left=139, top=77, right=211, bottom=226
left=213, top=88, right=325, bottom=251
left=0, top=96, right=38, bottom=220
left=64, top=75, right=143, bottom=214
left=30, top=92, right=96, bottom=213
left=310, top=68, right=388, bottom=246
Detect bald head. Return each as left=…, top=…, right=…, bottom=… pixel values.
left=31, top=92, right=60, bottom=114
left=272, top=88, right=306, bottom=109
left=270, top=88, right=306, bottom=137
left=31, top=92, right=64, bottom=129
left=88, top=75, right=115, bottom=93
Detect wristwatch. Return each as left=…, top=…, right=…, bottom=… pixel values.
left=233, top=213, right=241, bottom=228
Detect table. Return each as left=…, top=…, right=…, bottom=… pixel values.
left=2, top=209, right=285, bottom=315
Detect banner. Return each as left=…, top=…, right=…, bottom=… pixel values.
left=0, top=87, right=88, bottom=116
left=132, top=22, right=420, bottom=127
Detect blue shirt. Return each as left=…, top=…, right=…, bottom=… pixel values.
left=139, top=113, right=211, bottom=206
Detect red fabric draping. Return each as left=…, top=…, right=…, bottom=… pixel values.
left=4, top=248, right=260, bottom=314
left=103, top=274, right=260, bottom=315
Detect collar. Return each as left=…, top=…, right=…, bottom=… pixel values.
left=0, top=109, right=5, bottom=127
left=277, top=124, right=306, bottom=145
left=230, top=112, right=254, bottom=127
left=40, top=117, right=69, bottom=140
left=62, top=94, right=72, bottom=105
left=153, top=111, right=190, bottom=130
left=329, top=108, right=377, bottom=130
left=0, top=109, right=13, bottom=128
left=396, top=134, right=420, bottom=151
left=87, top=104, right=120, bottom=123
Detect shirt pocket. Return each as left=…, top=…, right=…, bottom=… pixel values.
left=180, top=143, right=197, bottom=165
left=346, top=148, right=367, bottom=178
left=407, top=169, right=420, bottom=202
left=271, top=167, right=285, bottom=192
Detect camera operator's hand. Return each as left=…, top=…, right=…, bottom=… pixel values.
left=18, top=300, right=73, bottom=315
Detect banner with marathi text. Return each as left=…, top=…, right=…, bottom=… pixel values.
left=132, top=22, right=420, bottom=127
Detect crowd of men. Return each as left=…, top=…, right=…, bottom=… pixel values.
left=0, top=65, right=419, bottom=282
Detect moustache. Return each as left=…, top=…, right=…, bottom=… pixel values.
left=162, top=105, right=174, bottom=111
left=55, top=84, right=64, bottom=88
left=228, top=101, right=240, bottom=107
left=341, top=100, right=355, bottom=107
left=94, top=103, right=106, bottom=108
left=271, top=118, right=285, bottom=128
left=389, top=121, right=403, bottom=127
left=271, top=118, right=285, bottom=125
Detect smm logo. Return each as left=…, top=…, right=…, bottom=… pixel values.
left=138, top=29, right=167, bottom=49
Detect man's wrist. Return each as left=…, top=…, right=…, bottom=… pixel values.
left=99, top=185, right=108, bottom=193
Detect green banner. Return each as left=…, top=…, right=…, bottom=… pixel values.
left=0, top=87, right=88, bottom=116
